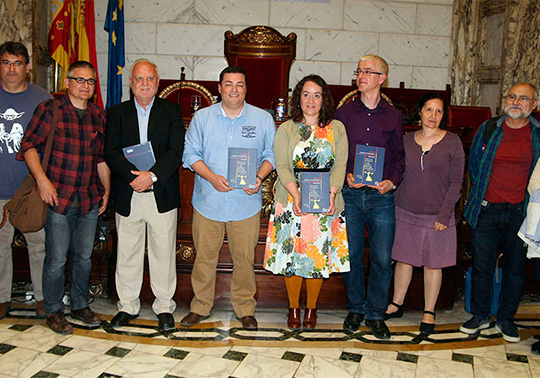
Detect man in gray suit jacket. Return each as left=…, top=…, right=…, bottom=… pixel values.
left=104, top=58, right=184, bottom=331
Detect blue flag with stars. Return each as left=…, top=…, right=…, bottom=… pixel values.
left=104, top=0, right=125, bottom=110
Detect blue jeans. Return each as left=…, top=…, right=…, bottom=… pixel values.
left=43, top=205, right=99, bottom=314
left=342, top=187, right=395, bottom=319
left=470, top=202, right=527, bottom=322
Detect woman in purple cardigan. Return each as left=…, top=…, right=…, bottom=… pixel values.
left=384, top=93, right=465, bottom=334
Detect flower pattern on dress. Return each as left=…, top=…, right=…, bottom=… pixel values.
left=263, top=123, right=350, bottom=278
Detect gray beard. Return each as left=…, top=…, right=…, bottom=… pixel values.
left=504, top=106, right=532, bottom=120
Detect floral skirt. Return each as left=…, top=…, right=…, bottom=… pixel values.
left=263, top=200, right=350, bottom=278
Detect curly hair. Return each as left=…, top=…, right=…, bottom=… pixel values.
left=289, top=74, right=334, bottom=127
left=411, top=92, right=448, bottom=128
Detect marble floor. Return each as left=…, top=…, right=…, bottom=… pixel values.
left=1, top=298, right=540, bottom=378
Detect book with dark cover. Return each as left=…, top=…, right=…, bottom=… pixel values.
left=353, top=145, right=385, bottom=185
left=228, top=147, right=258, bottom=189
left=300, top=171, right=330, bottom=213
left=122, top=141, right=156, bottom=171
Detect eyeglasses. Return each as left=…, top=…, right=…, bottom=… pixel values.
left=67, top=76, right=97, bottom=85
left=505, top=94, right=534, bottom=103
left=353, top=69, right=383, bottom=77
left=1, top=60, right=25, bottom=68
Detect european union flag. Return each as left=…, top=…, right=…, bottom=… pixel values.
left=104, top=0, right=125, bottom=110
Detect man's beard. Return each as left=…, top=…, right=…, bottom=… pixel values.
left=504, top=104, right=532, bottom=120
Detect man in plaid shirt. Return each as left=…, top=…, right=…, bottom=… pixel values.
left=17, top=61, right=110, bottom=335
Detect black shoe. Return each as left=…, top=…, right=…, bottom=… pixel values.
left=384, top=301, right=404, bottom=320
left=532, top=340, right=540, bottom=355
left=157, top=313, right=176, bottom=331
left=420, top=310, right=436, bottom=335
left=343, top=312, right=365, bottom=331
left=365, top=319, right=391, bottom=340
left=110, top=311, right=138, bottom=328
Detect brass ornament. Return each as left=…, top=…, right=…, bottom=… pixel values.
left=225, top=26, right=297, bottom=44
left=158, top=81, right=216, bottom=104
left=177, top=244, right=195, bottom=260
left=261, top=170, right=278, bottom=217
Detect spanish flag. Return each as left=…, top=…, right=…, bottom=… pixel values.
left=48, top=0, right=76, bottom=90
left=76, top=0, right=104, bottom=109
left=104, top=0, right=125, bottom=110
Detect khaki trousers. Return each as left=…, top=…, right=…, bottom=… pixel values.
left=115, top=192, right=178, bottom=315
left=0, top=199, right=45, bottom=303
left=190, top=210, right=260, bottom=318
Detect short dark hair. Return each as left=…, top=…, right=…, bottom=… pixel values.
left=66, top=60, right=96, bottom=77
left=290, top=74, right=334, bottom=127
left=411, top=92, right=448, bottom=128
left=0, top=42, right=30, bottom=64
left=219, top=66, right=247, bottom=85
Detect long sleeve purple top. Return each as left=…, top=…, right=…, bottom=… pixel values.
left=395, top=131, right=465, bottom=225
left=335, top=97, right=405, bottom=186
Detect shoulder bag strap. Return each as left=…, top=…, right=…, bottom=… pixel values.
left=41, top=100, right=59, bottom=171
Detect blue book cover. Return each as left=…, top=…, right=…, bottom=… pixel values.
left=353, top=145, right=385, bottom=185
left=300, top=171, right=330, bottom=213
left=122, top=141, right=156, bottom=171
left=228, top=147, right=258, bottom=189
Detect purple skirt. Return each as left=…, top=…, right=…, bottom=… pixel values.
left=391, top=206, right=457, bottom=269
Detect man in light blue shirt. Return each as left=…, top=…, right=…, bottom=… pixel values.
left=181, top=66, right=275, bottom=330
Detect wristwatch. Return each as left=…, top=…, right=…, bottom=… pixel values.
left=150, top=171, right=158, bottom=183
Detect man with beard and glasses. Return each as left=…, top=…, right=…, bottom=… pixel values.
left=460, top=82, right=540, bottom=343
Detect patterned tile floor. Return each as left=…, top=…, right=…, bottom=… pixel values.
left=1, top=298, right=540, bottom=377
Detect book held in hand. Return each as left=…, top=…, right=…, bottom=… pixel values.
left=228, top=147, right=258, bottom=189
left=353, top=145, right=385, bottom=185
left=122, top=141, right=156, bottom=171
left=300, top=171, right=330, bottom=213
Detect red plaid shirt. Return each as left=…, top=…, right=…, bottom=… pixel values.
left=17, top=95, right=106, bottom=215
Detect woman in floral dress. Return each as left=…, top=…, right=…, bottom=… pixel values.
left=264, top=74, right=349, bottom=329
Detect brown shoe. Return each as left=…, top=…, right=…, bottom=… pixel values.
left=36, top=300, right=46, bottom=318
left=47, top=311, right=73, bottom=334
left=303, top=308, right=317, bottom=329
left=0, top=301, right=10, bottom=320
left=180, top=312, right=209, bottom=327
left=238, top=315, right=258, bottom=330
left=71, top=307, right=102, bottom=325
left=287, top=308, right=301, bottom=329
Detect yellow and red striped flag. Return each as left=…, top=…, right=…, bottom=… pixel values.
left=48, top=0, right=76, bottom=90
left=76, top=0, right=104, bottom=108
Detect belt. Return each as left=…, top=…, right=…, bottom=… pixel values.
left=481, top=200, right=522, bottom=209
left=142, top=188, right=154, bottom=193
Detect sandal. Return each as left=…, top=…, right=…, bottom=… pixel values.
left=384, top=301, right=404, bottom=320
left=420, top=310, right=436, bottom=335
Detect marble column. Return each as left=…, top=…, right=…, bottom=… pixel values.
left=451, top=0, right=540, bottom=108
left=500, top=1, right=540, bottom=99
left=450, top=0, right=482, bottom=106
left=0, top=0, right=34, bottom=60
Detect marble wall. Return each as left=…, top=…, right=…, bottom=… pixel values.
left=91, top=0, right=454, bottom=102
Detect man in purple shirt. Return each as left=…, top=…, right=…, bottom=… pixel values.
left=334, top=54, right=404, bottom=339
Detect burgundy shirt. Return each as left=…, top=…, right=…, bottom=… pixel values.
left=335, top=97, right=405, bottom=186
left=395, top=131, right=465, bottom=225
left=484, top=121, right=533, bottom=204
left=17, top=95, right=106, bottom=215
